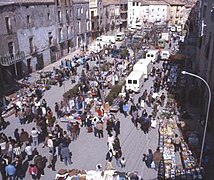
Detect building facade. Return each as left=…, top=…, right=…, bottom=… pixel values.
left=73, top=0, right=90, bottom=49
left=0, top=0, right=56, bottom=94
left=128, top=0, right=170, bottom=27
left=193, top=0, right=214, bottom=129
left=164, top=0, right=186, bottom=26
left=103, top=0, right=128, bottom=34
left=55, top=0, right=74, bottom=56
left=89, top=0, right=103, bottom=41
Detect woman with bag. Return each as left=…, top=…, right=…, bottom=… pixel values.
left=28, top=164, right=38, bottom=180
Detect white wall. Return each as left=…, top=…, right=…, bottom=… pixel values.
left=128, top=1, right=169, bottom=25
left=148, top=5, right=168, bottom=23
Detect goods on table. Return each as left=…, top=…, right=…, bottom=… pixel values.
left=158, top=111, right=203, bottom=179
left=55, top=169, right=141, bottom=180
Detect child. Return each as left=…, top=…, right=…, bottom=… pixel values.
left=120, top=157, right=126, bottom=168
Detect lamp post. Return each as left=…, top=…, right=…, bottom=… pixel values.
left=181, top=71, right=211, bottom=167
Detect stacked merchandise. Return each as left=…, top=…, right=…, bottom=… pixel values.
left=55, top=169, right=140, bottom=180
left=158, top=111, right=203, bottom=179
left=158, top=117, right=177, bottom=179
left=180, top=139, right=203, bottom=179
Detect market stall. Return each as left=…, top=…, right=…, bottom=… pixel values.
left=158, top=107, right=203, bottom=179
left=55, top=169, right=141, bottom=180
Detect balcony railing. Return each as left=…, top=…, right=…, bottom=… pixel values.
left=120, top=8, right=128, bottom=13
left=0, top=51, right=25, bottom=66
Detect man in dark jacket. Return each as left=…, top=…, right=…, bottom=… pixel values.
left=34, top=152, right=45, bottom=176
left=60, top=145, right=72, bottom=166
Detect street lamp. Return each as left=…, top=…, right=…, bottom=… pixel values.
left=181, top=70, right=211, bottom=167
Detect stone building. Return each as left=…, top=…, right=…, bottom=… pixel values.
left=0, top=0, right=56, bottom=94
left=102, top=0, right=128, bottom=35
left=194, top=0, right=214, bottom=129
left=164, top=0, right=186, bottom=26
left=89, top=0, right=103, bottom=41
left=55, top=0, right=74, bottom=56
left=128, top=0, right=170, bottom=26
left=73, top=0, right=90, bottom=49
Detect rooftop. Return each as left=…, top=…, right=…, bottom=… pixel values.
left=103, top=0, right=127, bottom=6
left=141, top=0, right=169, bottom=6
left=0, top=0, right=54, bottom=6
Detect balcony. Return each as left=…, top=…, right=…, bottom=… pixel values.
left=91, top=15, right=99, bottom=21
left=67, top=33, right=73, bottom=40
left=120, top=8, right=128, bottom=14
left=121, top=18, right=127, bottom=22
left=0, top=51, right=25, bottom=66
left=30, top=47, right=37, bottom=55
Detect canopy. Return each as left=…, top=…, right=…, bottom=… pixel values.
left=169, top=54, right=189, bottom=61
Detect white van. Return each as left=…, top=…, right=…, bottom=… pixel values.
left=160, top=50, right=170, bottom=60
left=133, top=58, right=153, bottom=79
left=100, top=35, right=116, bottom=44
left=146, top=50, right=160, bottom=63
left=115, top=32, right=125, bottom=41
left=96, top=36, right=111, bottom=45
left=126, top=71, right=144, bottom=93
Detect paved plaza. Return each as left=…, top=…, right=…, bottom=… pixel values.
left=2, top=49, right=164, bottom=179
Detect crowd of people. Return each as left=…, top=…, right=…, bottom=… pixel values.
left=0, top=36, right=177, bottom=180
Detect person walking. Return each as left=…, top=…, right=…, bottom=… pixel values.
left=34, top=152, right=45, bottom=177
left=122, top=102, right=129, bottom=118
left=145, top=149, right=153, bottom=168
left=20, top=128, right=29, bottom=146
left=96, top=121, right=104, bottom=138
left=173, top=134, right=181, bottom=152
left=31, top=127, right=39, bottom=146
left=5, top=161, right=16, bottom=180
left=114, top=119, right=120, bottom=137
left=60, top=144, right=72, bottom=166
left=153, top=147, right=162, bottom=171
left=14, top=129, right=20, bottom=143
left=120, top=157, right=126, bottom=168
left=25, top=143, right=33, bottom=161
left=28, top=164, right=38, bottom=180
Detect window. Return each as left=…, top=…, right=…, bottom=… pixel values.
left=70, top=10, right=72, bottom=17
left=27, top=15, right=31, bottom=26
left=48, top=12, right=51, bottom=20
left=133, top=80, right=137, bottom=84
left=203, top=5, right=207, bottom=18
left=152, top=9, right=154, bottom=12
left=158, top=8, right=159, bottom=11
left=58, top=11, right=62, bottom=22
left=86, top=21, right=90, bottom=31
left=163, top=9, right=165, bottom=11
left=77, top=8, right=80, bottom=16
left=86, top=10, right=88, bottom=19
left=78, top=21, right=81, bottom=33
left=67, top=25, right=70, bottom=36
left=66, top=10, right=69, bottom=22
left=136, top=2, right=139, bottom=6
left=128, top=80, right=132, bottom=84
left=8, top=42, right=14, bottom=56
left=29, top=37, right=34, bottom=53
left=59, top=28, right=63, bottom=40
left=48, top=32, right=53, bottom=46
left=56, top=0, right=60, bottom=6
left=5, top=17, right=12, bottom=34
left=132, top=2, right=135, bottom=6
left=47, top=5, right=49, bottom=8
